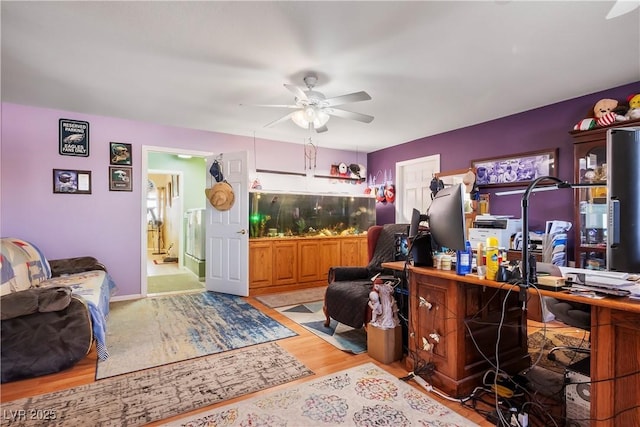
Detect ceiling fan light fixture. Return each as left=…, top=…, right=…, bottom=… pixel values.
left=291, top=107, right=330, bottom=129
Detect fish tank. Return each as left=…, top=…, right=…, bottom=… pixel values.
left=249, top=191, right=376, bottom=238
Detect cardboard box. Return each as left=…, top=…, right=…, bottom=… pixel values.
left=367, top=324, right=402, bottom=364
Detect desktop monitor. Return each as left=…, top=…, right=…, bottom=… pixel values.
left=427, top=183, right=467, bottom=252
left=607, top=128, right=640, bottom=273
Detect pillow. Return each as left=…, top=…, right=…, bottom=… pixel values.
left=1, top=239, right=31, bottom=295
left=0, top=287, right=72, bottom=320
left=0, top=238, right=51, bottom=290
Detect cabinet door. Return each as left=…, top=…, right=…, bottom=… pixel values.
left=319, top=239, right=341, bottom=282
left=298, top=240, right=320, bottom=283
left=340, top=238, right=361, bottom=266
left=358, top=237, right=369, bottom=265
left=574, top=140, right=608, bottom=269
left=249, top=242, right=273, bottom=289
left=273, top=241, right=297, bottom=285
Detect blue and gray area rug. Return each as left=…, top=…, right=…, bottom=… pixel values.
left=277, top=301, right=367, bottom=354
left=97, top=291, right=297, bottom=379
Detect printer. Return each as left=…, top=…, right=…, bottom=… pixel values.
left=468, top=215, right=522, bottom=249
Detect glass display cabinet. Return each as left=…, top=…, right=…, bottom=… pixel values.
left=575, top=140, right=608, bottom=269
left=571, top=118, right=640, bottom=270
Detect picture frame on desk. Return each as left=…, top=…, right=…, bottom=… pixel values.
left=472, top=148, right=557, bottom=187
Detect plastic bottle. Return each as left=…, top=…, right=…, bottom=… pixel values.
left=456, top=241, right=472, bottom=275
left=486, top=237, right=499, bottom=281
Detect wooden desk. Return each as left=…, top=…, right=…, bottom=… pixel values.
left=382, top=261, right=640, bottom=427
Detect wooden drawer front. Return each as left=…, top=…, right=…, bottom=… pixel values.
left=273, top=241, right=297, bottom=285
left=298, top=241, right=320, bottom=282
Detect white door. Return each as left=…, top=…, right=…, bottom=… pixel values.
left=396, top=155, right=440, bottom=223
left=205, top=151, right=249, bottom=296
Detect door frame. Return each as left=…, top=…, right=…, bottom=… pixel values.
left=147, top=169, right=183, bottom=261
left=395, top=154, right=440, bottom=223
left=141, top=146, right=213, bottom=297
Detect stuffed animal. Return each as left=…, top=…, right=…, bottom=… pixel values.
left=626, top=93, right=640, bottom=120
left=573, top=118, right=597, bottom=131
left=593, top=98, right=619, bottom=126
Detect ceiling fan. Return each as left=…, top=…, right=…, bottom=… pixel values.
left=253, top=74, right=374, bottom=133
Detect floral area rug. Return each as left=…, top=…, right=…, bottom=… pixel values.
left=169, top=362, right=478, bottom=427
left=277, top=300, right=367, bottom=354
left=97, top=291, right=297, bottom=379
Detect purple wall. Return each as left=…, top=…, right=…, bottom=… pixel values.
left=368, top=82, right=639, bottom=262
left=0, top=103, right=361, bottom=297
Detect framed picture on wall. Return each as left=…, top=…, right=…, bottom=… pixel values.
left=59, top=119, right=89, bottom=157
left=110, top=142, right=132, bottom=165
left=109, top=166, right=133, bottom=191
left=53, top=169, right=92, bottom=194
left=471, top=148, right=557, bottom=187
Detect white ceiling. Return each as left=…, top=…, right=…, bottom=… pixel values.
left=2, top=1, right=639, bottom=153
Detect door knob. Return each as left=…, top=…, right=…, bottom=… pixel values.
left=237, top=229, right=247, bottom=234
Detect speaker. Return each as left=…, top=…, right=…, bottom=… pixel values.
left=410, top=233, right=433, bottom=267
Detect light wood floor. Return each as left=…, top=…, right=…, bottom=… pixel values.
left=1, top=296, right=584, bottom=426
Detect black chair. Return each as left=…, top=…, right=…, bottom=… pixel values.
left=323, top=223, right=407, bottom=329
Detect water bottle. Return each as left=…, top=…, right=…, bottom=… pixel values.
left=456, top=241, right=472, bottom=275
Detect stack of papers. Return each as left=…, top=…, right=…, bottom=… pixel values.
left=544, top=220, right=572, bottom=267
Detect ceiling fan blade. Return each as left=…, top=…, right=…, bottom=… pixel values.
left=316, top=125, right=328, bottom=133
left=264, top=111, right=295, bottom=128
left=241, top=103, right=299, bottom=109
left=326, top=108, right=374, bottom=124
left=284, top=84, right=308, bottom=101
left=324, top=91, right=371, bottom=107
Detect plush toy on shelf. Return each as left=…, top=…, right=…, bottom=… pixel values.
left=593, top=98, right=627, bottom=127
left=625, top=93, right=640, bottom=120
left=574, top=98, right=628, bottom=130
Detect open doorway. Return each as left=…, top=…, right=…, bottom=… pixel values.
left=141, top=146, right=212, bottom=296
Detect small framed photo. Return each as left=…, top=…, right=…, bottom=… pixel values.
left=110, top=142, right=132, bottom=165
left=109, top=166, right=133, bottom=191
left=53, top=169, right=92, bottom=194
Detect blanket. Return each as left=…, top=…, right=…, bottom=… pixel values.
left=43, top=271, right=116, bottom=360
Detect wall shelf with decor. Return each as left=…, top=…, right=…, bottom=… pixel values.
left=570, top=117, right=640, bottom=269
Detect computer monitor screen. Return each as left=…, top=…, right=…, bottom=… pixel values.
left=409, top=208, right=428, bottom=239
left=427, top=183, right=467, bottom=251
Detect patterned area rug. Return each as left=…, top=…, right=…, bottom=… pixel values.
left=255, top=286, right=327, bottom=308
left=97, top=291, right=297, bottom=379
left=528, top=330, right=590, bottom=374
left=2, top=343, right=313, bottom=427
left=277, top=301, right=367, bottom=354
left=170, top=362, right=477, bottom=427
